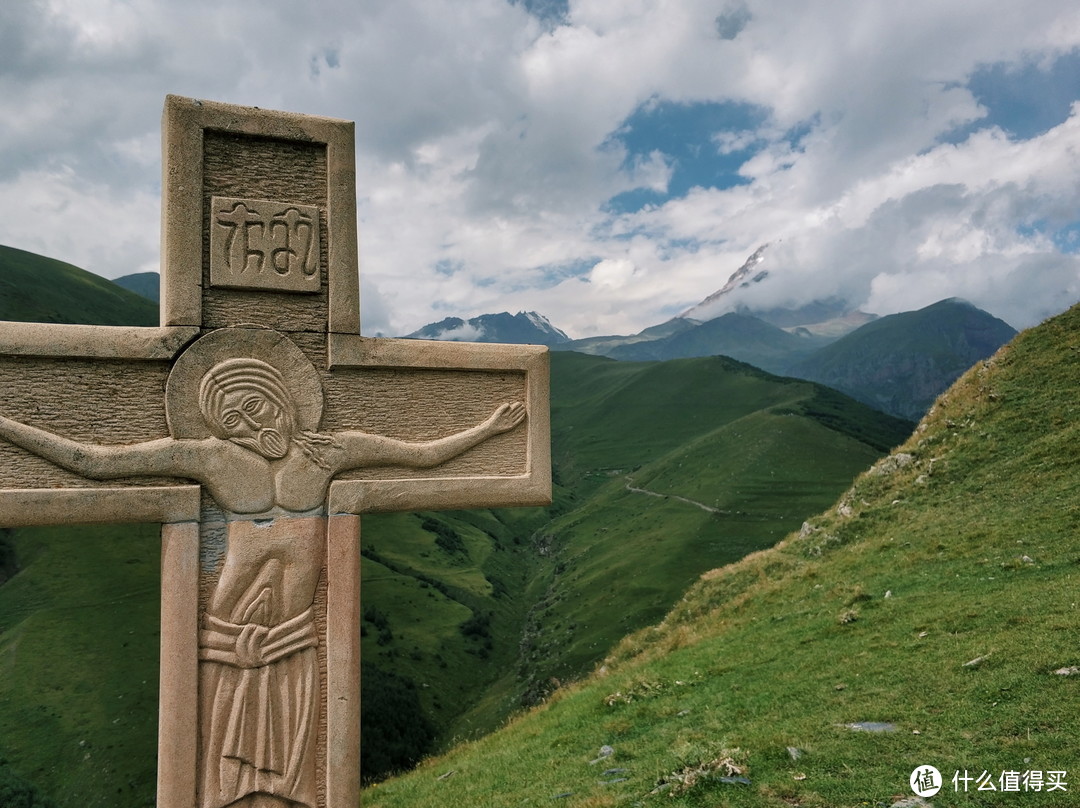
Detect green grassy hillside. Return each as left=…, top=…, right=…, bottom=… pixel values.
left=357, top=352, right=910, bottom=764
left=363, top=304, right=1080, bottom=808
left=0, top=525, right=159, bottom=807
left=515, top=354, right=910, bottom=706
left=0, top=247, right=914, bottom=802
left=0, top=245, right=157, bottom=326
left=358, top=507, right=552, bottom=761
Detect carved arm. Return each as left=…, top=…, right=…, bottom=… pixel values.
left=0, top=414, right=206, bottom=480
left=333, top=402, right=526, bottom=471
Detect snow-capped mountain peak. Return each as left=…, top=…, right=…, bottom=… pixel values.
left=405, top=311, right=571, bottom=346
left=680, top=243, right=770, bottom=321
left=521, top=311, right=570, bottom=342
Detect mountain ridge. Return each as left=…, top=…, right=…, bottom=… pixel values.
left=406, top=310, right=570, bottom=345
left=416, top=297, right=1016, bottom=421
left=790, top=297, right=1018, bottom=420
left=112, top=271, right=160, bottom=302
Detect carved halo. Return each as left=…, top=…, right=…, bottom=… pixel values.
left=166, top=327, right=324, bottom=439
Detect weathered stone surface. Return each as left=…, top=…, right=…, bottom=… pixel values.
left=0, top=95, right=551, bottom=808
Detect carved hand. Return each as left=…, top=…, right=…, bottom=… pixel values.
left=486, top=402, right=527, bottom=435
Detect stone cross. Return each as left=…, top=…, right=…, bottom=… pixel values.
left=0, top=96, right=550, bottom=808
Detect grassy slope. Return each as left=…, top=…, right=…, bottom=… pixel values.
left=0, top=525, right=159, bottom=807
left=0, top=247, right=914, bottom=800
left=549, top=353, right=907, bottom=485
left=0, top=245, right=157, bottom=326
left=358, top=353, right=910, bottom=742
left=359, top=507, right=550, bottom=743
left=364, top=304, right=1080, bottom=807
left=516, top=354, right=910, bottom=705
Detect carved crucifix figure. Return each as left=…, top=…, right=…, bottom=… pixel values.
left=0, top=332, right=525, bottom=807
left=0, top=97, right=550, bottom=808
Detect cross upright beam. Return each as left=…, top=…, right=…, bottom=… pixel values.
left=0, top=96, right=550, bottom=808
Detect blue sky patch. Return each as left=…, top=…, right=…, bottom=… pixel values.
left=1052, top=222, right=1080, bottom=254
left=604, top=187, right=669, bottom=214
left=512, top=0, right=568, bottom=25
left=603, top=98, right=771, bottom=213
left=532, top=257, right=599, bottom=288
left=434, top=258, right=464, bottom=276
left=943, top=48, right=1080, bottom=143
left=1017, top=219, right=1080, bottom=254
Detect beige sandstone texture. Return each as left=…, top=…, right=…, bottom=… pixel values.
left=0, top=95, right=550, bottom=808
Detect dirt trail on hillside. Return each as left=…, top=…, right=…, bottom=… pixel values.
left=624, top=477, right=728, bottom=515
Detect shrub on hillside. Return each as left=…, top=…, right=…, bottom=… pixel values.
left=420, top=516, right=466, bottom=556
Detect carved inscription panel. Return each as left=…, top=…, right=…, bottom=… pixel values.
left=210, top=196, right=321, bottom=293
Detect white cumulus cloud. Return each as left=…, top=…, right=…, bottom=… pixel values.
left=0, top=0, right=1077, bottom=335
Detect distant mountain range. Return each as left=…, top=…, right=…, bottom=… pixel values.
left=401, top=245, right=1016, bottom=420
left=410, top=296, right=1015, bottom=422
left=789, top=298, right=1018, bottom=420
left=405, top=310, right=570, bottom=346
left=562, top=297, right=1015, bottom=421
left=5, top=247, right=1019, bottom=421
left=112, top=271, right=160, bottom=303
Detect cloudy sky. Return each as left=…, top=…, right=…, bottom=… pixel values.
left=2, top=0, right=1079, bottom=337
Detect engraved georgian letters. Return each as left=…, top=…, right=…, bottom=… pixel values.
left=211, top=197, right=320, bottom=292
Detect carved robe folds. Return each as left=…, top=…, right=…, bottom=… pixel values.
left=197, top=521, right=321, bottom=808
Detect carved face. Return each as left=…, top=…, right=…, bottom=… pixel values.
left=198, top=358, right=299, bottom=460
left=217, top=387, right=292, bottom=459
